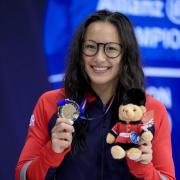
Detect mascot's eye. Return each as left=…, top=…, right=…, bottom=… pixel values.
left=133, top=109, right=136, bottom=112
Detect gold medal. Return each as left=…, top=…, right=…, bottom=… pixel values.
left=57, top=99, right=80, bottom=121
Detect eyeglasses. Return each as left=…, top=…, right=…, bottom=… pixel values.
left=82, top=40, right=123, bottom=58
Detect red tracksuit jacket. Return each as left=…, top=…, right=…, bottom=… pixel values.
left=16, top=89, right=176, bottom=180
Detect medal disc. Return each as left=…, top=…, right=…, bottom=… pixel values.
left=58, top=100, right=80, bottom=121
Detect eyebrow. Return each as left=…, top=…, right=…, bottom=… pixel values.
left=84, top=39, right=121, bottom=44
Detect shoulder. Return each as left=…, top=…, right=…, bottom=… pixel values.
left=34, top=88, right=65, bottom=114
left=145, top=93, right=166, bottom=113
left=33, top=89, right=65, bottom=124
left=145, top=93, right=169, bottom=131
left=39, top=88, right=65, bottom=103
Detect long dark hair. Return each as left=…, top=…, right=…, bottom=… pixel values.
left=64, top=9, right=144, bottom=103
left=63, top=10, right=145, bottom=154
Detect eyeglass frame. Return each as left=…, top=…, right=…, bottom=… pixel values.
left=82, top=40, right=123, bottom=59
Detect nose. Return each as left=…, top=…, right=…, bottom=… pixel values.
left=95, top=46, right=106, bottom=62
left=123, top=109, right=128, bottom=113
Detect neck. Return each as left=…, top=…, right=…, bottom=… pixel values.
left=91, top=83, right=117, bottom=105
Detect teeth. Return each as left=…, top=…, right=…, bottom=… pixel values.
left=93, top=66, right=108, bottom=71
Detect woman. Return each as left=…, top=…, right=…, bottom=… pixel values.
left=16, top=10, right=175, bottom=180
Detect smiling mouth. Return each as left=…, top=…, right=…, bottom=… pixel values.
left=91, top=66, right=111, bottom=72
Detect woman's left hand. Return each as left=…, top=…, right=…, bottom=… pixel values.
left=136, top=139, right=153, bottom=164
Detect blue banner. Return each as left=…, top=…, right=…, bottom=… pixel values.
left=44, top=0, right=180, bottom=178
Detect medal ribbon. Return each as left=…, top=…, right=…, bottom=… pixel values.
left=57, top=95, right=114, bottom=121
left=80, top=95, right=115, bottom=121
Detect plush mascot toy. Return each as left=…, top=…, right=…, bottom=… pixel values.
left=106, top=88, right=154, bottom=161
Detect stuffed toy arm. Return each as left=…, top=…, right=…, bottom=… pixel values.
left=141, top=119, right=155, bottom=142
left=106, top=128, right=119, bottom=144
left=141, top=130, right=153, bottom=142
left=140, top=110, right=155, bottom=142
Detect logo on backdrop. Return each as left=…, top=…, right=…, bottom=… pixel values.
left=97, top=0, right=180, bottom=24
left=97, top=0, right=164, bottom=18
left=97, top=0, right=180, bottom=50
left=166, top=0, right=180, bottom=25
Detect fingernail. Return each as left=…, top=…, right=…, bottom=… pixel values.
left=70, top=120, right=74, bottom=125
left=56, top=118, right=61, bottom=123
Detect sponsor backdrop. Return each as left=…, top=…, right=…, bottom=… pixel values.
left=44, top=0, right=180, bottom=179
left=0, top=0, right=179, bottom=179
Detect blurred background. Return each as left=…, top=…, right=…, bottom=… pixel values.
left=0, top=0, right=180, bottom=179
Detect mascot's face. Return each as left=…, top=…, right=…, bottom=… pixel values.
left=119, top=104, right=146, bottom=123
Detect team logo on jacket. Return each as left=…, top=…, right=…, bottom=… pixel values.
left=29, top=114, right=35, bottom=126
left=130, top=131, right=140, bottom=144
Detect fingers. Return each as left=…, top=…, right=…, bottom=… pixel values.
left=139, top=140, right=152, bottom=153
left=51, top=117, right=74, bottom=153
left=56, top=117, right=74, bottom=126
left=51, top=138, right=71, bottom=152
left=139, top=139, right=152, bottom=146
left=52, top=118, right=74, bottom=133
left=136, top=139, right=153, bottom=164
left=137, top=153, right=152, bottom=164
left=52, top=131, right=73, bottom=142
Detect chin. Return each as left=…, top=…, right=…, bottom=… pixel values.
left=90, top=78, right=113, bottom=87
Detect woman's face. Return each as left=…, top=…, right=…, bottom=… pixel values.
left=82, top=21, right=122, bottom=90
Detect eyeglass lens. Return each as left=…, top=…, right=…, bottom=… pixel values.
left=82, top=40, right=122, bottom=58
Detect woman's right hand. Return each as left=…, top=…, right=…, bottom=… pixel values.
left=51, top=117, right=74, bottom=153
